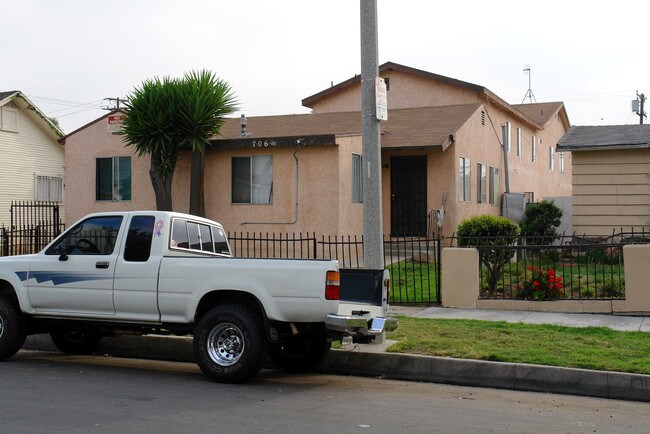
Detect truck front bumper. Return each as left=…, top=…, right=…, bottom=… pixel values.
left=325, top=314, right=398, bottom=336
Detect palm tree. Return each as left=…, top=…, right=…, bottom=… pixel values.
left=121, top=76, right=183, bottom=211
left=121, top=71, right=237, bottom=213
left=179, top=70, right=237, bottom=216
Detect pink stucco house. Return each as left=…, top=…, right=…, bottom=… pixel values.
left=59, top=62, right=571, bottom=238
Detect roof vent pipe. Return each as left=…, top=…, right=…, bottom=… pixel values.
left=240, top=114, right=247, bottom=137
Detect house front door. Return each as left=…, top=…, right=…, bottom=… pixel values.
left=390, top=156, right=427, bottom=236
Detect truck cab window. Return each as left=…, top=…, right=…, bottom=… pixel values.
left=124, top=216, right=155, bottom=262
left=199, top=224, right=214, bottom=253
left=46, top=216, right=123, bottom=256
left=171, top=219, right=189, bottom=249
left=170, top=218, right=228, bottom=255
left=188, top=223, right=201, bottom=250
left=212, top=227, right=230, bottom=255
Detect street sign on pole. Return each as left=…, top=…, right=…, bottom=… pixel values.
left=375, top=77, right=387, bottom=121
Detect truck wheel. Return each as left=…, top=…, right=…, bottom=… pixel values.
left=50, top=327, right=102, bottom=355
left=194, top=304, right=266, bottom=383
left=269, top=335, right=331, bottom=372
left=0, top=295, right=27, bottom=361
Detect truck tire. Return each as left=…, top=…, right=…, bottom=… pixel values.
left=0, top=295, right=27, bottom=361
left=194, top=304, right=266, bottom=383
left=269, top=335, right=331, bottom=372
left=50, top=327, right=103, bottom=355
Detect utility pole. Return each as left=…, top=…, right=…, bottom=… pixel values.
left=102, top=97, right=125, bottom=110
left=633, top=91, right=646, bottom=124
left=360, top=0, right=384, bottom=269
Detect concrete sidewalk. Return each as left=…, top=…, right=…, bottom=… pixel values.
left=389, top=305, right=650, bottom=332
left=22, top=307, right=650, bottom=403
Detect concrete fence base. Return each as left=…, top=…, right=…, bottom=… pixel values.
left=440, top=245, right=650, bottom=315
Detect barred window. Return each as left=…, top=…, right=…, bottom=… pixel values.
left=35, top=175, right=63, bottom=202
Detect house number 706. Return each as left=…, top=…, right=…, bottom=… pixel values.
left=252, top=140, right=271, bottom=148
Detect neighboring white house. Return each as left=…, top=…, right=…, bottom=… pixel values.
left=0, top=91, right=64, bottom=226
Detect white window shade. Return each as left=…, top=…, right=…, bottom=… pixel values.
left=1, top=107, right=18, bottom=132
left=251, top=155, right=273, bottom=204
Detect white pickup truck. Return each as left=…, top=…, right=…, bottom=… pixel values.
left=0, top=211, right=396, bottom=383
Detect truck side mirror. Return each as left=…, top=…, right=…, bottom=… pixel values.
left=58, top=243, right=69, bottom=261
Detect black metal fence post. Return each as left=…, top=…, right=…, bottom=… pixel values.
left=1, top=227, right=8, bottom=257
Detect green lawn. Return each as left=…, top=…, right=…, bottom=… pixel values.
left=385, top=317, right=650, bottom=375
left=386, top=261, right=439, bottom=303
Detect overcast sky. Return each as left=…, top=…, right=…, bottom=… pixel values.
left=3, top=0, right=649, bottom=134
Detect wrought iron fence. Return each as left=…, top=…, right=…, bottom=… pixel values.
left=227, top=231, right=441, bottom=304
left=1, top=201, right=64, bottom=257
left=450, top=231, right=650, bottom=301
left=1, top=223, right=65, bottom=257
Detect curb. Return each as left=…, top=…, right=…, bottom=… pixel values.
left=23, top=334, right=650, bottom=402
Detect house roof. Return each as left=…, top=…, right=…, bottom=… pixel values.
left=0, top=90, right=63, bottom=140
left=300, top=61, right=566, bottom=131
left=215, top=103, right=482, bottom=151
left=511, top=102, right=569, bottom=129
left=58, top=109, right=123, bottom=144
left=556, top=125, right=650, bottom=151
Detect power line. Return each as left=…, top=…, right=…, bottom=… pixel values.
left=102, top=97, right=126, bottom=110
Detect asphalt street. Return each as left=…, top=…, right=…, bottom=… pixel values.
left=2, top=351, right=649, bottom=434
left=23, top=306, right=650, bottom=403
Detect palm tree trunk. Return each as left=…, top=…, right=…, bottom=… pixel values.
left=189, top=149, right=205, bottom=217
left=150, top=154, right=173, bottom=211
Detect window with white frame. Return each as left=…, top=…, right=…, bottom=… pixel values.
left=489, top=166, right=500, bottom=205
left=517, top=128, right=522, bottom=157
left=559, top=152, right=565, bottom=174
left=0, top=106, right=18, bottom=132
left=352, top=154, right=363, bottom=203
left=477, top=163, right=487, bottom=204
left=459, top=157, right=471, bottom=202
left=232, top=155, right=273, bottom=204
left=549, top=147, right=555, bottom=171
left=35, top=175, right=63, bottom=202
left=532, top=136, right=537, bottom=163
left=505, top=121, right=511, bottom=153
left=96, top=156, right=131, bottom=201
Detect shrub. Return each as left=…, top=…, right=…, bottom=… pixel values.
left=457, top=215, right=520, bottom=293
left=519, top=200, right=562, bottom=244
left=518, top=266, right=564, bottom=300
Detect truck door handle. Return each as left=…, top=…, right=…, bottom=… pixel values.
left=96, top=261, right=110, bottom=269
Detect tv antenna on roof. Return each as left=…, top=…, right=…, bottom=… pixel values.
left=521, top=65, right=537, bottom=104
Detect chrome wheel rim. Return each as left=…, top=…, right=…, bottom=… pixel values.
left=207, top=323, right=244, bottom=366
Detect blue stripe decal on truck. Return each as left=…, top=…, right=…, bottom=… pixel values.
left=16, top=271, right=108, bottom=286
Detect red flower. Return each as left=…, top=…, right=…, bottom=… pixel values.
left=533, top=281, right=539, bottom=286
left=528, top=266, right=534, bottom=271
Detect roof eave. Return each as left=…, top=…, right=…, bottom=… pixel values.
left=557, top=143, right=650, bottom=152
left=7, top=92, right=63, bottom=140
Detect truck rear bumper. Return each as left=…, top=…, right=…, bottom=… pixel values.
left=325, top=314, right=398, bottom=336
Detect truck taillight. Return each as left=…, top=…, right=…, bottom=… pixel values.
left=325, top=270, right=340, bottom=300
